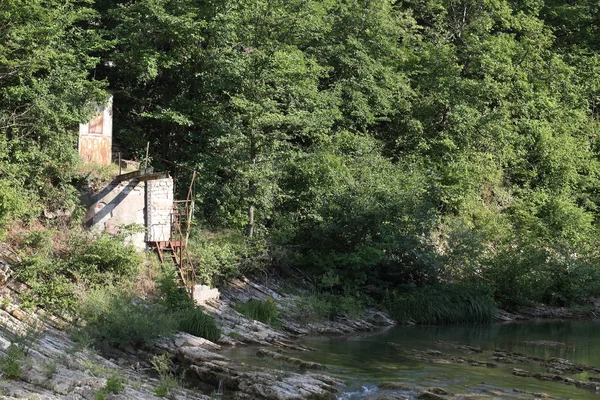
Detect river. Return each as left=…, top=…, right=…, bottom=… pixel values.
left=222, top=320, right=600, bottom=399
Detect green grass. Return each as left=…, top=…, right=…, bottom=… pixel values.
left=234, top=298, right=281, bottom=327
left=383, top=285, right=497, bottom=325
left=76, top=288, right=177, bottom=347
left=176, top=308, right=221, bottom=342
left=293, top=293, right=364, bottom=322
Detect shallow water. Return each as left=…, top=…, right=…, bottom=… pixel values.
left=222, top=320, right=600, bottom=399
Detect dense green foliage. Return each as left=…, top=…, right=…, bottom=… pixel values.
left=293, top=293, right=364, bottom=322
left=6, top=0, right=600, bottom=319
left=176, top=308, right=221, bottom=342
left=0, top=0, right=106, bottom=229
left=384, top=285, right=497, bottom=324
left=13, top=231, right=141, bottom=313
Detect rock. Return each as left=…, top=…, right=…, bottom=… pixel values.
left=0, top=263, right=12, bottom=284
left=512, top=368, right=531, bottom=377
left=256, top=348, right=326, bottom=370
left=193, top=284, right=220, bottom=305
left=428, top=387, right=452, bottom=395
left=378, top=382, right=413, bottom=390
left=173, top=332, right=221, bottom=350
left=189, top=363, right=341, bottom=400
left=524, top=340, right=568, bottom=347
left=178, top=346, right=229, bottom=364
left=11, top=308, right=26, bottom=320
left=0, top=334, right=10, bottom=350
left=417, top=391, right=446, bottom=400
left=366, top=311, right=395, bottom=326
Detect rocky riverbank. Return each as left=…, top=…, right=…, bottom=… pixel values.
left=0, top=270, right=394, bottom=399
left=4, top=261, right=600, bottom=400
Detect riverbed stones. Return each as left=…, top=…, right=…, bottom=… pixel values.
left=378, top=382, right=414, bottom=390
left=417, top=391, right=446, bottom=400
left=256, top=348, right=327, bottom=370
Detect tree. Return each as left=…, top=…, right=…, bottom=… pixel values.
left=0, top=0, right=106, bottom=226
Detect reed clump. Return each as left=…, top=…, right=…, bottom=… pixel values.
left=384, top=285, right=497, bottom=324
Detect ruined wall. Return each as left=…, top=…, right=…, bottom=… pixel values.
left=84, top=180, right=146, bottom=250
left=146, top=179, right=174, bottom=242
left=78, top=97, right=113, bottom=165
left=83, top=176, right=174, bottom=250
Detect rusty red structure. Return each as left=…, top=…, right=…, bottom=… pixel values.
left=147, top=168, right=197, bottom=295
left=78, top=97, right=113, bottom=165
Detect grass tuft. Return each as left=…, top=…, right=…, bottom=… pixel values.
left=234, top=298, right=281, bottom=327
left=176, top=308, right=221, bottom=342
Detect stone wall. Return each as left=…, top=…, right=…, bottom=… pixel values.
left=146, top=178, right=174, bottom=242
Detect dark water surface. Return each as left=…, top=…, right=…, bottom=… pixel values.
left=222, top=321, right=600, bottom=399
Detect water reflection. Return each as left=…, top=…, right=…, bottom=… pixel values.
left=222, top=320, right=600, bottom=399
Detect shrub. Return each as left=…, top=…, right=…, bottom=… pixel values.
left=294, top=293, right=364, bottom=322
left=188, top=230, right=244, bottom=286
left=234, top=298, right=281, bottom=327
left=156, top=270, right=195, bottom=312
left=104, top=374, right=124, bottom=394
left=14, top=256, right=78, bottom=312
left=482, top=244, right=600, bottom=309
left=151, top=354, right=178, bottom=397
left=383, top=285, right=497, bottom=325
left=155, top=270, right=221, bottom=341
left=95, top=373, right=124, bottom=400
left=176, top=308, right=221, bottom=342
left=69, top=234, right=141, bottom=284
left=0, top=345, right=25, bottom=379
left=13, top=232, right=142, bottom=313
left=76, top=288, right=177, bottom=347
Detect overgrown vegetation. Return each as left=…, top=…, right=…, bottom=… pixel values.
left=156, top=270, right=221, bottom=341
left=11, top=229, right=141, bottom=314
left=76, top=288, right=176, bottom=347
left=292, top=293, right=364, bottom=322
left=151, top=353, right=179, bottom=397
left=175, top=308, right=221, bottom=342
left=234, top=299, right=282, bottom=328
left=383, top=285, right=498, bottom=325
left=95, top=374, right=125, bottom=400
left=6, top=0, right=600, bottom=326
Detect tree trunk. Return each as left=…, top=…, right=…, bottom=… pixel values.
left=246, top=133, right=257, bottom=237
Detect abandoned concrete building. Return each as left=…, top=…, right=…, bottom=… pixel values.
left=78, top=98, right=218, bottom=304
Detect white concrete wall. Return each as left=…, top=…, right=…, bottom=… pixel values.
left=84, top=180, right=146, bottom=250
left=84, top=176, right=174, bottom=250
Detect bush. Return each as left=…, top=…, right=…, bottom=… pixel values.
left=76, top=288, right=177, bottom=347
left=156, top=270, right=221, bottom=341
left=176, top=308, right=221, bottom=342
left=294, top=293, right=364, bottom=322
left=234, top=298, right=281, bottom=327
left=188, top=230, right=243, bottom=286
left=69, top=234, right=141, bottom=284
left=13, top=232, right=142, bottom=313
left=13, top=256, right=78, bottom=312
left=156, top=270, right=195, bottom=312
left=0, top=345, right=25, bottom=379
left=151, top=354, right=178, bottom=398
left=383, top=285, right=497, bottom=325
left=482, top=244, right=600, bottom=309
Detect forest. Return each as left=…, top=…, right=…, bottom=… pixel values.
left=3, top=0, right=600, bottom=322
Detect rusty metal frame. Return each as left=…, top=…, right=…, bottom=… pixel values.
left=147, top=161, right=198, bottom=298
